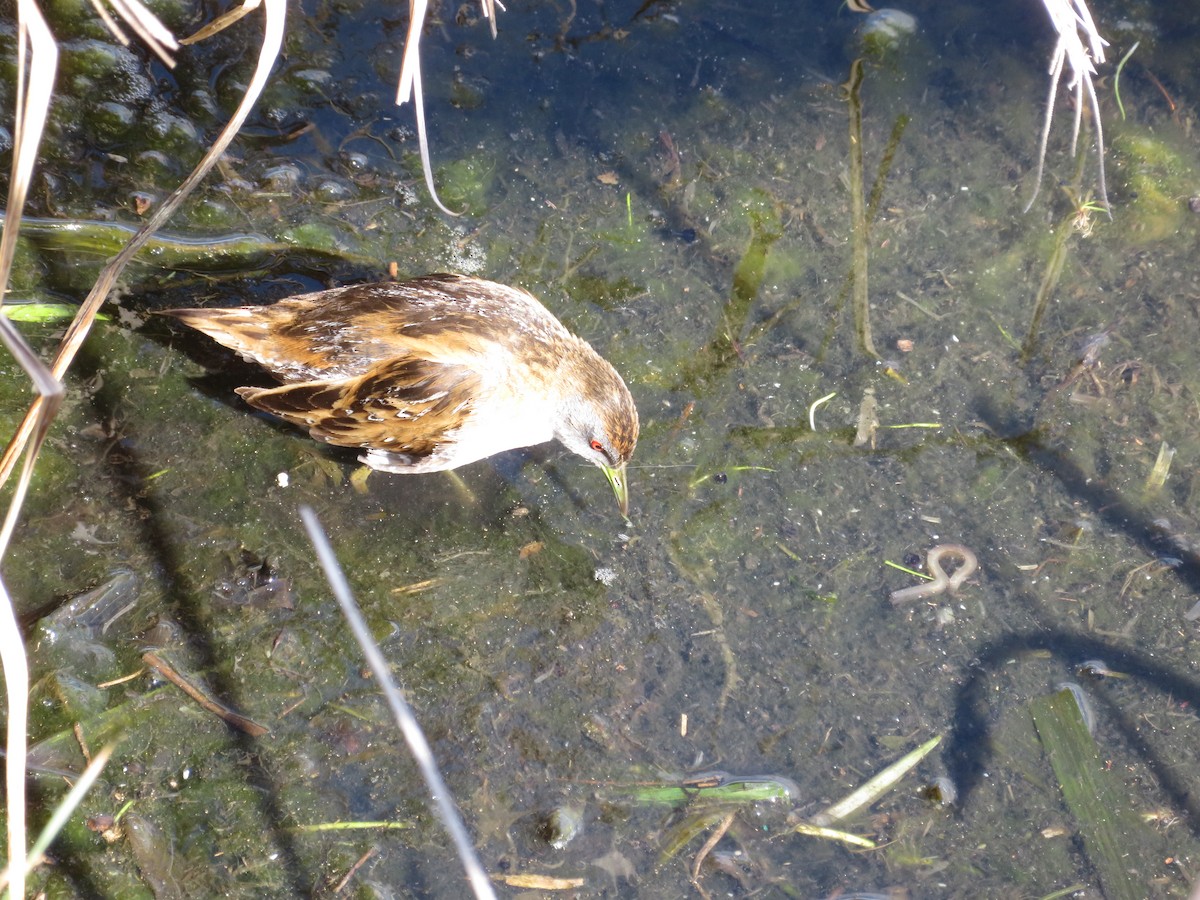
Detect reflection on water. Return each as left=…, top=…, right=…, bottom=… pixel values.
left=7, top=0, right=1200, bottom=894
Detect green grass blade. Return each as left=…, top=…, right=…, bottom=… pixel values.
left=1030, top=689, right=1144, bottom=900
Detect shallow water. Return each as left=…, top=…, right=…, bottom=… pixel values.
left=6, top=0, right=1200, bottom=896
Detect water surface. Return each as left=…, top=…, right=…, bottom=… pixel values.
left=7, top=0, right=1200, bottom=895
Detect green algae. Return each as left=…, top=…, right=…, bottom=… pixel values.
left=13, top=216, right=372, bottom=274
left=433, top=154, right=496, bottom=217
left=1111, top=127, right=1198, bottom=243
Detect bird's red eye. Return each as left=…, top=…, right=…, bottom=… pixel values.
left=590, top=439, right=604, bottom=452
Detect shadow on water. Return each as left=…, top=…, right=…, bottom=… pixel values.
left=946, top=628, right=1200, bottom=841
left=51, top=341, right=315, bottom=894
left=981, top=396, right=1200, bottom=596
left=943, top=397, right=1200, bottom=832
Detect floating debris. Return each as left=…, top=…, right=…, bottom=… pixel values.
left=594, top=567, right=617, bottom=586
left=810, top=735, right=941, bottom=825
left=853, top=387, right=878, bottom=448
left=539, top=803, right=585, bottom=850
left=1143, top=441, right=1174, bottom=493
left=1077, top=659, right=1126, bottom=679
left=922, top=776, right=958, bottom=808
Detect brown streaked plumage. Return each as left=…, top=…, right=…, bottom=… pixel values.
left=163, top=274, right=639, bottom=513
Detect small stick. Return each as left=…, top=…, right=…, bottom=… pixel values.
left=142, top=652, right=269, bottom=737
left=332, top=846, right=378, bottom=893
left=690, top=810, right=736, bottom=885
left=72, top=723, right=92, bottom=765
left=1143, top=69, right=1177, bottom=114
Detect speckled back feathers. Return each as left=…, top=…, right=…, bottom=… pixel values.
left=162, top=274, right=639, bottom=479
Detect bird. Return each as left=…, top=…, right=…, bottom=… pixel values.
left=162, top=274, right=639, bottom=514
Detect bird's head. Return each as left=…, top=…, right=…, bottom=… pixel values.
left=555, top=358, right=639, bottom=516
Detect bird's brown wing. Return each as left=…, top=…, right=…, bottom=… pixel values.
left=162, top=276, right=562, bottom=382
left=236, top=355, right=477, bottom=460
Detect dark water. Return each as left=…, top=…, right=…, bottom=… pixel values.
left=5, top=0, right=1200, bottom=895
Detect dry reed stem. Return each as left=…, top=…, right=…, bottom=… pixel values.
left=397, top=1, right=504, bottom=216
left=0, top=0, right=287, bottom=488
left=88, top=0, right=179, bottom=67
left=0, top=1, right=284, bottom=893
left=0, top=3, right=60, bottom=892
left=300, top=506, right=496, bottom=900
left=1024, top=0, right=1110, bottom=214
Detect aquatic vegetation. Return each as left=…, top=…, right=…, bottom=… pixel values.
left=1030, top=687, right=1144, bottom=900
left=616, top=741, right=937, bottom=893
left=1110, top=128, right=1197, bottom=244
left=1023, top=205, right=1076, bottom=360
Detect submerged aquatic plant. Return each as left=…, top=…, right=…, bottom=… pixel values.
left=1024, top=0, right=1110, bottom=215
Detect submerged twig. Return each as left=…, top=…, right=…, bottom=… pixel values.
left=689, top=810, right=735, bottom=887
left=845, top=58, right=878, bottom=358
left=142, top=651, right=269, bottom=737
left=299, top=506, right=496, bottom=900
left=841, top=61, right=907, bottom=360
